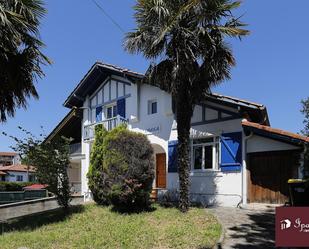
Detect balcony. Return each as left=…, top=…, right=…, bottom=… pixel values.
left=84, top=115, right=128, bottom=141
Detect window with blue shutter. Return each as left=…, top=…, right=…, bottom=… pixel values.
left=220, top=132, right=242, bottom=172
left=168, top=141, right=178, bottom=173
left=96, top=106, right=102, bottom=122
left=117, top=98, right=126, bottom=118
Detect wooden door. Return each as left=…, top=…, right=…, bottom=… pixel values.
left=247, top=151, right=298, bottom=204
left=156, top=153, right=166, bottom=188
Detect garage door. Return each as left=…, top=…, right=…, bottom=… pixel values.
left=247, top=151, right=299, bottom=204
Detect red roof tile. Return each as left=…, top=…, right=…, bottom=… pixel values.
left=23, top=184, right=48, bottom=190
left=242, top=120, right=309, bottom=143
left=0, top=164, right=36, bottom=173
left=0, top=171, right=7, bottom=175
left=0, top=152, right=17, bottom=156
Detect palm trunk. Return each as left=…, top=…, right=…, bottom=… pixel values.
left=175, top=93, right=193, bottom=212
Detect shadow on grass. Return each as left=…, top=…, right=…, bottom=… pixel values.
left=3, top=205, right=85, bottom=234
left=110, top=204, right=157, bottom=214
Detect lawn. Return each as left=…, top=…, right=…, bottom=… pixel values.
left=0, top=204, right=221, bottom=249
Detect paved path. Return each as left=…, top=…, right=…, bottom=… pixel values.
left=210, top=205, right=276, bottom=249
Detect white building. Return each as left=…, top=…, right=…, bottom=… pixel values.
left=46, top=62, right=308, bottom=207
left=0, top=165, right=36, bottom=182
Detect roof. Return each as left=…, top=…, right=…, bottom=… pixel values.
left=205, top=93, right=270, bottom=125
left=0, top=164, right=36, bottom=173
left=242, top=120, right=309, bottom=145
left=23, top=184, right=48, bottom=190
left=0, top=152, right=17, bottom=157
left=0, top=171, right=6, bottom=175
left=64, top=62, right=144, bottom=108
left=44, top=108, right=82, bottom=143
left=62, top=61, right=270, bottom=125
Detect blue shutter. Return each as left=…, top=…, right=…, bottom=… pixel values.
left=168, top=141, right=178, bottom=173
left=220, top=132, right=242, bottom=172
left=117, top=98, right=126, bottom=118
left=96, top=106, right=102, bottom=122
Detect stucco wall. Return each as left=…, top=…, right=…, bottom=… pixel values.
left=4, top=171, right=34, bottom=182
left=80, top=76, right=247, bottom=207
left=247, top=135, right=300, bottom=153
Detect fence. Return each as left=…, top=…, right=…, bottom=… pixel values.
left=0, top=190, right=48, bottom=204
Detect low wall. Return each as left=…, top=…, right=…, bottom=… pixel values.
left=0, top=196, right=84, bottom=221
left=0, top=190, right=48, bottom=204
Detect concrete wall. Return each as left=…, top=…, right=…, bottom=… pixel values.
left=0, top=196, right=84, bottom=221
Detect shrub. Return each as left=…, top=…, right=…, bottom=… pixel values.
left=103, top=125, right=155, bottom=211
left=88, top=124, right=155, bottom=211
left=87, top=124, right=109, bottom=205
left=0, top=182, right=34, bottom=192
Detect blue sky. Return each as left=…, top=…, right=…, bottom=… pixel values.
left=1, top=0, right=309, bottom=151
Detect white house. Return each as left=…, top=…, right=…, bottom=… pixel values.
left=0, top=164, right=36, bottom=182
left=46, top=62, right=308, bottom=207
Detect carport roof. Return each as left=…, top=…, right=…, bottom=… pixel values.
left=242, top=120, right=309, bottom=145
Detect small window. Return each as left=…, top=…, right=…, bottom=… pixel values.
left=148, top=100, right=157, bottom=115
left=16, top=175, right=23, bottom=182
left=106, top=104, right=117, bottom=119
left=191, top=137, right=219, bottom=171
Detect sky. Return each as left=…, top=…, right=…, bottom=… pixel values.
left=0, top=0, right=309, bottom=152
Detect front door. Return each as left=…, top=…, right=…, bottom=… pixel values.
left=156, top=153, right=166, bottom=188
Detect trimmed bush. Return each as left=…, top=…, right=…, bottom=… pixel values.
left=87, top=124, right=109, bottom=205
left=0, top=182, right=34, bottom=192
left=88, top=124, right=155, bottom=211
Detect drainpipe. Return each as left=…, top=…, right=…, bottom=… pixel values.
left=241, top=123, right=254, bottom=207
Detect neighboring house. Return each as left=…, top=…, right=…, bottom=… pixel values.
left=0, top=165, right=36, bottom=182
left=0, top=152, right=20, bottom=166
left=46, top=62, right=308, bottom=207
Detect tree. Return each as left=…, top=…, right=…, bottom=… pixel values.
left=125, top=0, right=249, bottom=211
left=301, top=98, right=309, bottom=137
left=87, top=124, right=109, bottom=205
left=301, top=98, right=309, bottom=177
left=0, top=0, right=51, bottom=122
left=3, top=127, right=71, bottom=209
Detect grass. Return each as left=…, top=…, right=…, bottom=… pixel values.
left=0, top=204, right=221, bottom=249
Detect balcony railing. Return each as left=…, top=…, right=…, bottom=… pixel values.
left=84, top=115, right=128, bottom=141
left=69, top=143, right=82, bottom=155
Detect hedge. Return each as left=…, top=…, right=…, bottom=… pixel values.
left=0, top=182, right=35, bottom=192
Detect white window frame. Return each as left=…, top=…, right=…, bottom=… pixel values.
left=191, top=137, right=220, bottom=171
left=148, top=99, right=158, bottom=115
left=105, top=102, right=117, bottom=119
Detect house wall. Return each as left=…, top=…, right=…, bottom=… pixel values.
left=247, top=135, right=300, bottom=153
left=80, top=74, right=303, bottom=207
left=80, top=76, right=245, bottom=206
left=4, top=171, right=33, bottom=182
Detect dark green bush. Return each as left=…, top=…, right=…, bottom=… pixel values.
left=88, top=124, right=155, bottom=211
left=0, top=182, right=34, bottom=191
left=103, top=125, right=155, bottom=211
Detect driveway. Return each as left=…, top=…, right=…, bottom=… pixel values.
left=210, top=205, right=276, bottom=248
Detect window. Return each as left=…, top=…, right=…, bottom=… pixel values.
left=191, top=137, right=219, bottom=171
left=106, top=104, right=117, bottom=119
left=29, top=175, right=36, bottom=182
left=148, top=100, right=157, bottom=115
left=16, top=175, right=23, bottom=182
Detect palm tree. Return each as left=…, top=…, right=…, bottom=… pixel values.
left=125, top=0, right=249, bottom=212
left=0, top=0, right=50, bottom=122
